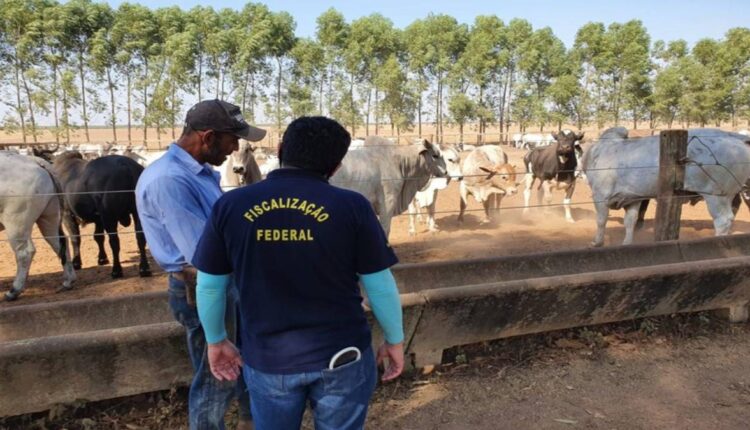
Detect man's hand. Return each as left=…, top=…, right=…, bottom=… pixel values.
left=207, top=338, right=243, bottom=381
left=376, top=342, right=404, bottom=382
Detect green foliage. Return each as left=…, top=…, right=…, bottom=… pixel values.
left=0, top=3, right=748, bottom=145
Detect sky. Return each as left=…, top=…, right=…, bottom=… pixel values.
left=110, top=0, right=750, bottom=47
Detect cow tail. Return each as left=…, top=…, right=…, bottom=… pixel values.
left=38, top=162, right=69, bottom=266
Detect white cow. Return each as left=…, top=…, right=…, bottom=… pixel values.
left=583, top=127, right=750, bottom=247
left=331, top=137, right=448, bottom=237
left=458, top=145, right=519, bottom=224
left=521, top=133, right=555, bottom=150
left=0, top=152, right=76, bottom=300
left=511, top=133, right=524, bottom=148
left=739, top=129, right=750, bottom=137
left=407, top=145, right=463, bottom=235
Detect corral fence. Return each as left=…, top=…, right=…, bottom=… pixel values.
left=1, top=234, right=750, bottom=416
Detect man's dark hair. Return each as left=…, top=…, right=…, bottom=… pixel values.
left=279, top=116, right=351, bottom=177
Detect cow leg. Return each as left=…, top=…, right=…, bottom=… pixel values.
left=563, top=182, right=575, bottom=223
left=481, top=199, right=492, bottom=224
left=458, top=183, right=468, bottom=223
left=133, top=213, right=152, bottom=277
left=622, top=203, right=641, bottom=245
left=4, top=225, right=35, bottom=301
left=704, top=195, right=735, bottom=236
left=103, top=221, right=123, bottom=278
left=731, top=193, right=742, bottom=216
left=427, top=201, right=438, bottom=233
left=592, top=201, right=610, bottom=247
left=93, top=221, right=109, bottom=265
left=635, top=199, right=649, bottom=230
left=37, top=207, right=76, bottom=292
left=541, top=180, right=552, bottom=213
left=407, top=201, right=418, bottom=236
left=64, top=211, right=82, bottom=270
left=523, top=175, right=534, bottom=214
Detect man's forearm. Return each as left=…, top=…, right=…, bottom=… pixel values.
left=196, top=271, right=232, bottom=344
left=360, top=269, right=404, bottom=344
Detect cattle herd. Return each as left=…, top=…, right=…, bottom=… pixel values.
left=2, top=127, right=750, bottom=301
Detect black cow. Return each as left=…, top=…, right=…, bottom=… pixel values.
left=53, top=152, right=151, bottom=278
left=522, top=130, right=584, bottom=223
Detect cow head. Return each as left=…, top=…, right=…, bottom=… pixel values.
left=420, top=140, right=448, bottom=178
left=552, top=130, right=584, bottom=163
left=479, top=163, right=518, bottom=196
left=439, top=144, right=463, bottom=182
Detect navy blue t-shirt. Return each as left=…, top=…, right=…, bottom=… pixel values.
left=192, top=168, right=398, bottom=374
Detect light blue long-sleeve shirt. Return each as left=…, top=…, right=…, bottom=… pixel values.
left=135, top=144, right=223, bottom=272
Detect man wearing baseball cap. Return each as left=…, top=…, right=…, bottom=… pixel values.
left=136, top=99, right=266, bottom=429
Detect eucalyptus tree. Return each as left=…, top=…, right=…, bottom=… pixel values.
left=61, top=0, right=112, bottom=142
left=266, top=11, right=296, bottom=137
left=205, top=8, right=240, bottom=100
left=571, top=22, right=606, bottom=128
left=501, top=18, right=533, bottom=134
left=289, top=38, right=324, bottom=118
left=0, top=0, right=48, bottom=143
left=186, top=6, right=218, bottom=102
left=717, top=28, right=750, bottom=126
left=234, top=2, right=273, bottom=121
left=650, top=40, right=688, bottom=128
left=517, top=27, right=566, bottom=130
left=315, top=8, right=349, bottom=116
left=405, top=14, right=468, bottom=141
left=454, top=15, right=504, bottom=138
left=39, top=0, right=68, bottom=142
left=374, top=54, right=416, bottom=136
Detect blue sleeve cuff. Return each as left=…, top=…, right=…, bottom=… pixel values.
left=359, top=269, right=404, bottom=344
left=196, top=271, right=231, bottom=344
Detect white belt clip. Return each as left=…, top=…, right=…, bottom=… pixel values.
left=328, top=346, right=361, bottom=370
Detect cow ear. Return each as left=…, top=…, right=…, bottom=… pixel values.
left=576, top=132, right=585, bottom=141
left=551, top=131, right=559, bottom=141
left=422, top=139, right=431, bottom=150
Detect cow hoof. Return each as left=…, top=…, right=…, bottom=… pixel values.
left=4, top=291, right=19, bottom=301
left=56, top=284, right=74, bottom=293
left=98, top=258, right=109, bottom=266
left=566, top=218, right=576, bottom=224
left=590, top=241, right=603, bottom=248
left=111, top=270, right=123, bottom=279
left=72, top=262, right=82, bottom=270
left=480, top=218, right=491, bottom=225
left=139, top=269, right=153, bottom=277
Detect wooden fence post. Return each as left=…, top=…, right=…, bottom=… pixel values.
left=654, top=129, right=688, bottom=241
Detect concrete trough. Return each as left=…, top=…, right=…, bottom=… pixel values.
left=2, top=234, right=750, bottom=416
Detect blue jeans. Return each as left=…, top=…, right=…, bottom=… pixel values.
left=168, top=275, right=252, bottom=429
left=243, top=347, right=378, bottom=430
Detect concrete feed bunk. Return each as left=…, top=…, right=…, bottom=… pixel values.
left=2, top=235, right=750, bottom=416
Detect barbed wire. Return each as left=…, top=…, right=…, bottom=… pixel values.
left=1, top=160, right=749, bottom=199
left=0, top=193, right=731, bottom=244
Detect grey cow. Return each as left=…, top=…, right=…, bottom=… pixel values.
left=0, top=152, right=76, bottom=300
left=583, top=127, right=750, bottom=247
left=331, top=136, right=448, bottom=237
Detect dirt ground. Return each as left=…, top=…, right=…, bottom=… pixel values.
left=2, top=313, right=748, bottom=429
left=2, top=144, right=748, bottom=307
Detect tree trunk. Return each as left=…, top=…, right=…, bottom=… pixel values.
left=62, top=84, right=70, bottom=144
left=107, top=68, right=117, bottom=143
left=365, top=88, right=371, bottom=136
left=319, top=75, right=325, bottom=116
left=20, top=67, right=38, bottom=143
left=197, top=57, right=203, bottom=101
left=374, top=88, right=379, bottom=135
left=78, top=50, right=90, bottom=142
left=276, top=57, right=283, bottom=138
left=13, top=57, right=27, bottom=144
left=505, top=66, right=515, bottom=135
left=417, top=77, right=423, bottom=138
left=242, top=67, right=250, bottom=114
left=127, top=71, right=132, bottom=144
left=171, top=83, right=177, bottom=141
left=249, top=73, right=256, bottom=122
left=349, top=74, right=356, bottom=136
left=142, top=60, right=149, bottom=144
left=52, top=64, right=60, bottom=144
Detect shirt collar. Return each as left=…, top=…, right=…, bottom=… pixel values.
left=267, top=168, right=329, bottom=183
left=168, top=144, right=213, bottom=176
